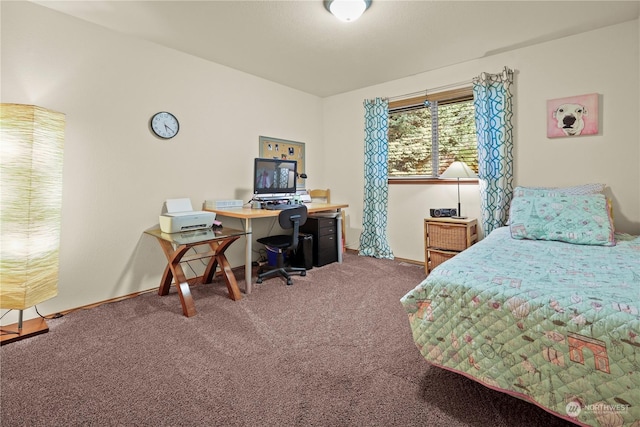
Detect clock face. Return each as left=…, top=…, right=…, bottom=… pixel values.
left=150, top=112, right=179, bottom=139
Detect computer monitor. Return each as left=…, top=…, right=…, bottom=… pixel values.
left=253, top=157, right=297, bottom=200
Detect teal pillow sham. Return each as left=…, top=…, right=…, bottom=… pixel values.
left=509, top=193, right=615, bottom=246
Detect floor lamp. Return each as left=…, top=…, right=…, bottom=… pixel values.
left=440, top=161, right=477, bottom=219
left=0, top=104, right=65, bottom=345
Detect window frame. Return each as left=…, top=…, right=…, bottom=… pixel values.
left=387, top=87, right=478, bottom=185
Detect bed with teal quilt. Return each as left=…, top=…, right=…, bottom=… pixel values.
left=401, top=213, right=639, bottom=426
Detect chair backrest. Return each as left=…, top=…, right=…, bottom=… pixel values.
left=309, top=189, right=331, bottom=203
left=278, top=205, right=308, bottom=247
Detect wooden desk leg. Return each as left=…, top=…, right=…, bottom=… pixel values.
left=216, top=253, right=242, bottom=301
left=201, top=255, right=219, bottom=285
left=159, top=263, right=173, bottom=296
left=156, top=240, right=197, bottom=317
left=158, top=240, right=181, bottom=296
left=175, top=281, right=196, bottom=317
left=202, top=237, right=242, bottom=301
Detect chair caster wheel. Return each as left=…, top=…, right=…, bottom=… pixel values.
left=257, top=278, right=263, bottom=284
left=301, top=271, right=306, bottom=276
left=286, top=279, right=293, bottom=286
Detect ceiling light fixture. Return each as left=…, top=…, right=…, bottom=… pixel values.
left=324, top=0, right=371, bottom=22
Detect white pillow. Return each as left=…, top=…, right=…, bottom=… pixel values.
left=513, top=183, right=605, bottom=198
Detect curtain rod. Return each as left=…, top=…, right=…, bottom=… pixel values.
left=387, top=79, right=472, bottom=102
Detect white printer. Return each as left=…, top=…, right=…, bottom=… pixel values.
left=159, top=198, right=216, bottom=234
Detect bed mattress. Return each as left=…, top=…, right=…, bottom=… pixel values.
left=401, top=227, right=640, bottom=426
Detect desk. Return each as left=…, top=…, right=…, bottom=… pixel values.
left=206, top=202, right=348, bottom=294
left=145, top=226, right=246, bottom=317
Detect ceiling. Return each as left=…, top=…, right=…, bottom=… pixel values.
left=32, top=0, right=640, bottom=97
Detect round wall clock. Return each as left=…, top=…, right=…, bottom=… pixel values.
left=150, top=111, right=179, bottom=139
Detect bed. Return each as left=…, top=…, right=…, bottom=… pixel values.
left=401, top=189, right=640, bottom=427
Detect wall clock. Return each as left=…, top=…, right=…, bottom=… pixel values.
left=150, top=111, right=179, bottom=139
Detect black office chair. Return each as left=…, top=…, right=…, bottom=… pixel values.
left=257, top=205, right=308, bottom=286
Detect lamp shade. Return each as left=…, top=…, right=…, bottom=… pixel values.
left=440, top=161, right=477, bottom=179
left=324, top=0, right=371, bottom=22
left=0, top=104, right=65, bottom=310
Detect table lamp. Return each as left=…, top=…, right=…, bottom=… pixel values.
left=1, top=104, right=65, bottom=345
left=440, top=161, right=477, bottom=219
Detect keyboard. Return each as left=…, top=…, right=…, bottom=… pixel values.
left=264, top=203, right=301, bottom=210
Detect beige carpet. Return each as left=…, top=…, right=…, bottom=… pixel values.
left=1, top=253, right=575, bottom=426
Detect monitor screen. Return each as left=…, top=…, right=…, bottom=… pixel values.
left=253, top=157, right=297, bottom=198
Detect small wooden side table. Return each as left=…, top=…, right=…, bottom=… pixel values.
left=145, top=226, right=246, bottom=317
left=424, top=217, right=478, bottom=274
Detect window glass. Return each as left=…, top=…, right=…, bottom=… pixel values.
left=388, top=89, right=478, bottom=180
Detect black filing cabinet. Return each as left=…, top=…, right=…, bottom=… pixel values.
left=300, top=216, right=338, bottom=267
left=289, top=233, right=313, bottom=270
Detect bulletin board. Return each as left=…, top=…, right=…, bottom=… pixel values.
left=259, top=136, right=306, bottom=188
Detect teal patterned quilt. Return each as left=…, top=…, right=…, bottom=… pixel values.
left=401, top=227, right=640, bottom=426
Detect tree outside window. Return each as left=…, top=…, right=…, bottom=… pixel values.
left=388, top=88, right=478, bottom=181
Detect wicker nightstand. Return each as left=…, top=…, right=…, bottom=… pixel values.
left=424, top=217, right=478, bottom=274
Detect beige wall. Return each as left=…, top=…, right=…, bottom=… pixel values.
left=323, top=20, right=639, bottom=262
left=1, top=2, right=324, bottom=324
left=2, top=2, right=638, bottom=325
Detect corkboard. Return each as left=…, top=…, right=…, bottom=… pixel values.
left=259, top=136, right=306, bottom=188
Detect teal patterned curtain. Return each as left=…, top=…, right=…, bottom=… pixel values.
left=359, top=98, right=394, bottom=259
left=473, top=67, right=514, bottom=235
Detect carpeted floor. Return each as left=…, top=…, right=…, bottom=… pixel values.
left=1, top=253, right=575, bottom=426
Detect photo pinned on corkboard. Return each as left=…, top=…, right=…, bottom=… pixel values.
left=547, top=93, right=599, bottom=138
left=259, top=136, right=305, bottom=188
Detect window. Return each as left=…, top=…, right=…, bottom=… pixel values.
left=388, top=87, right=478, bottom=182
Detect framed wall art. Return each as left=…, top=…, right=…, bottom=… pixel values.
left=259, top=136, right=306, bottom=188
left=547, top=93, right=599, bottom=138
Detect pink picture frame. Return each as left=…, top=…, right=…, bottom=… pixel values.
left=547, top=93, right=599, bottom=138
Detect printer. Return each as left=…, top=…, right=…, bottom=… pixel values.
left=159, top=198, right=216, bottom=234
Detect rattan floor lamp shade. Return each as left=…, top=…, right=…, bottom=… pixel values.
left=0, top=104, right=65, bottom=344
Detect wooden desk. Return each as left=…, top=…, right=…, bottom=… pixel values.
left=145, top=226, right=246, bottom=317
left=205, top=202, right=348, bottom=294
